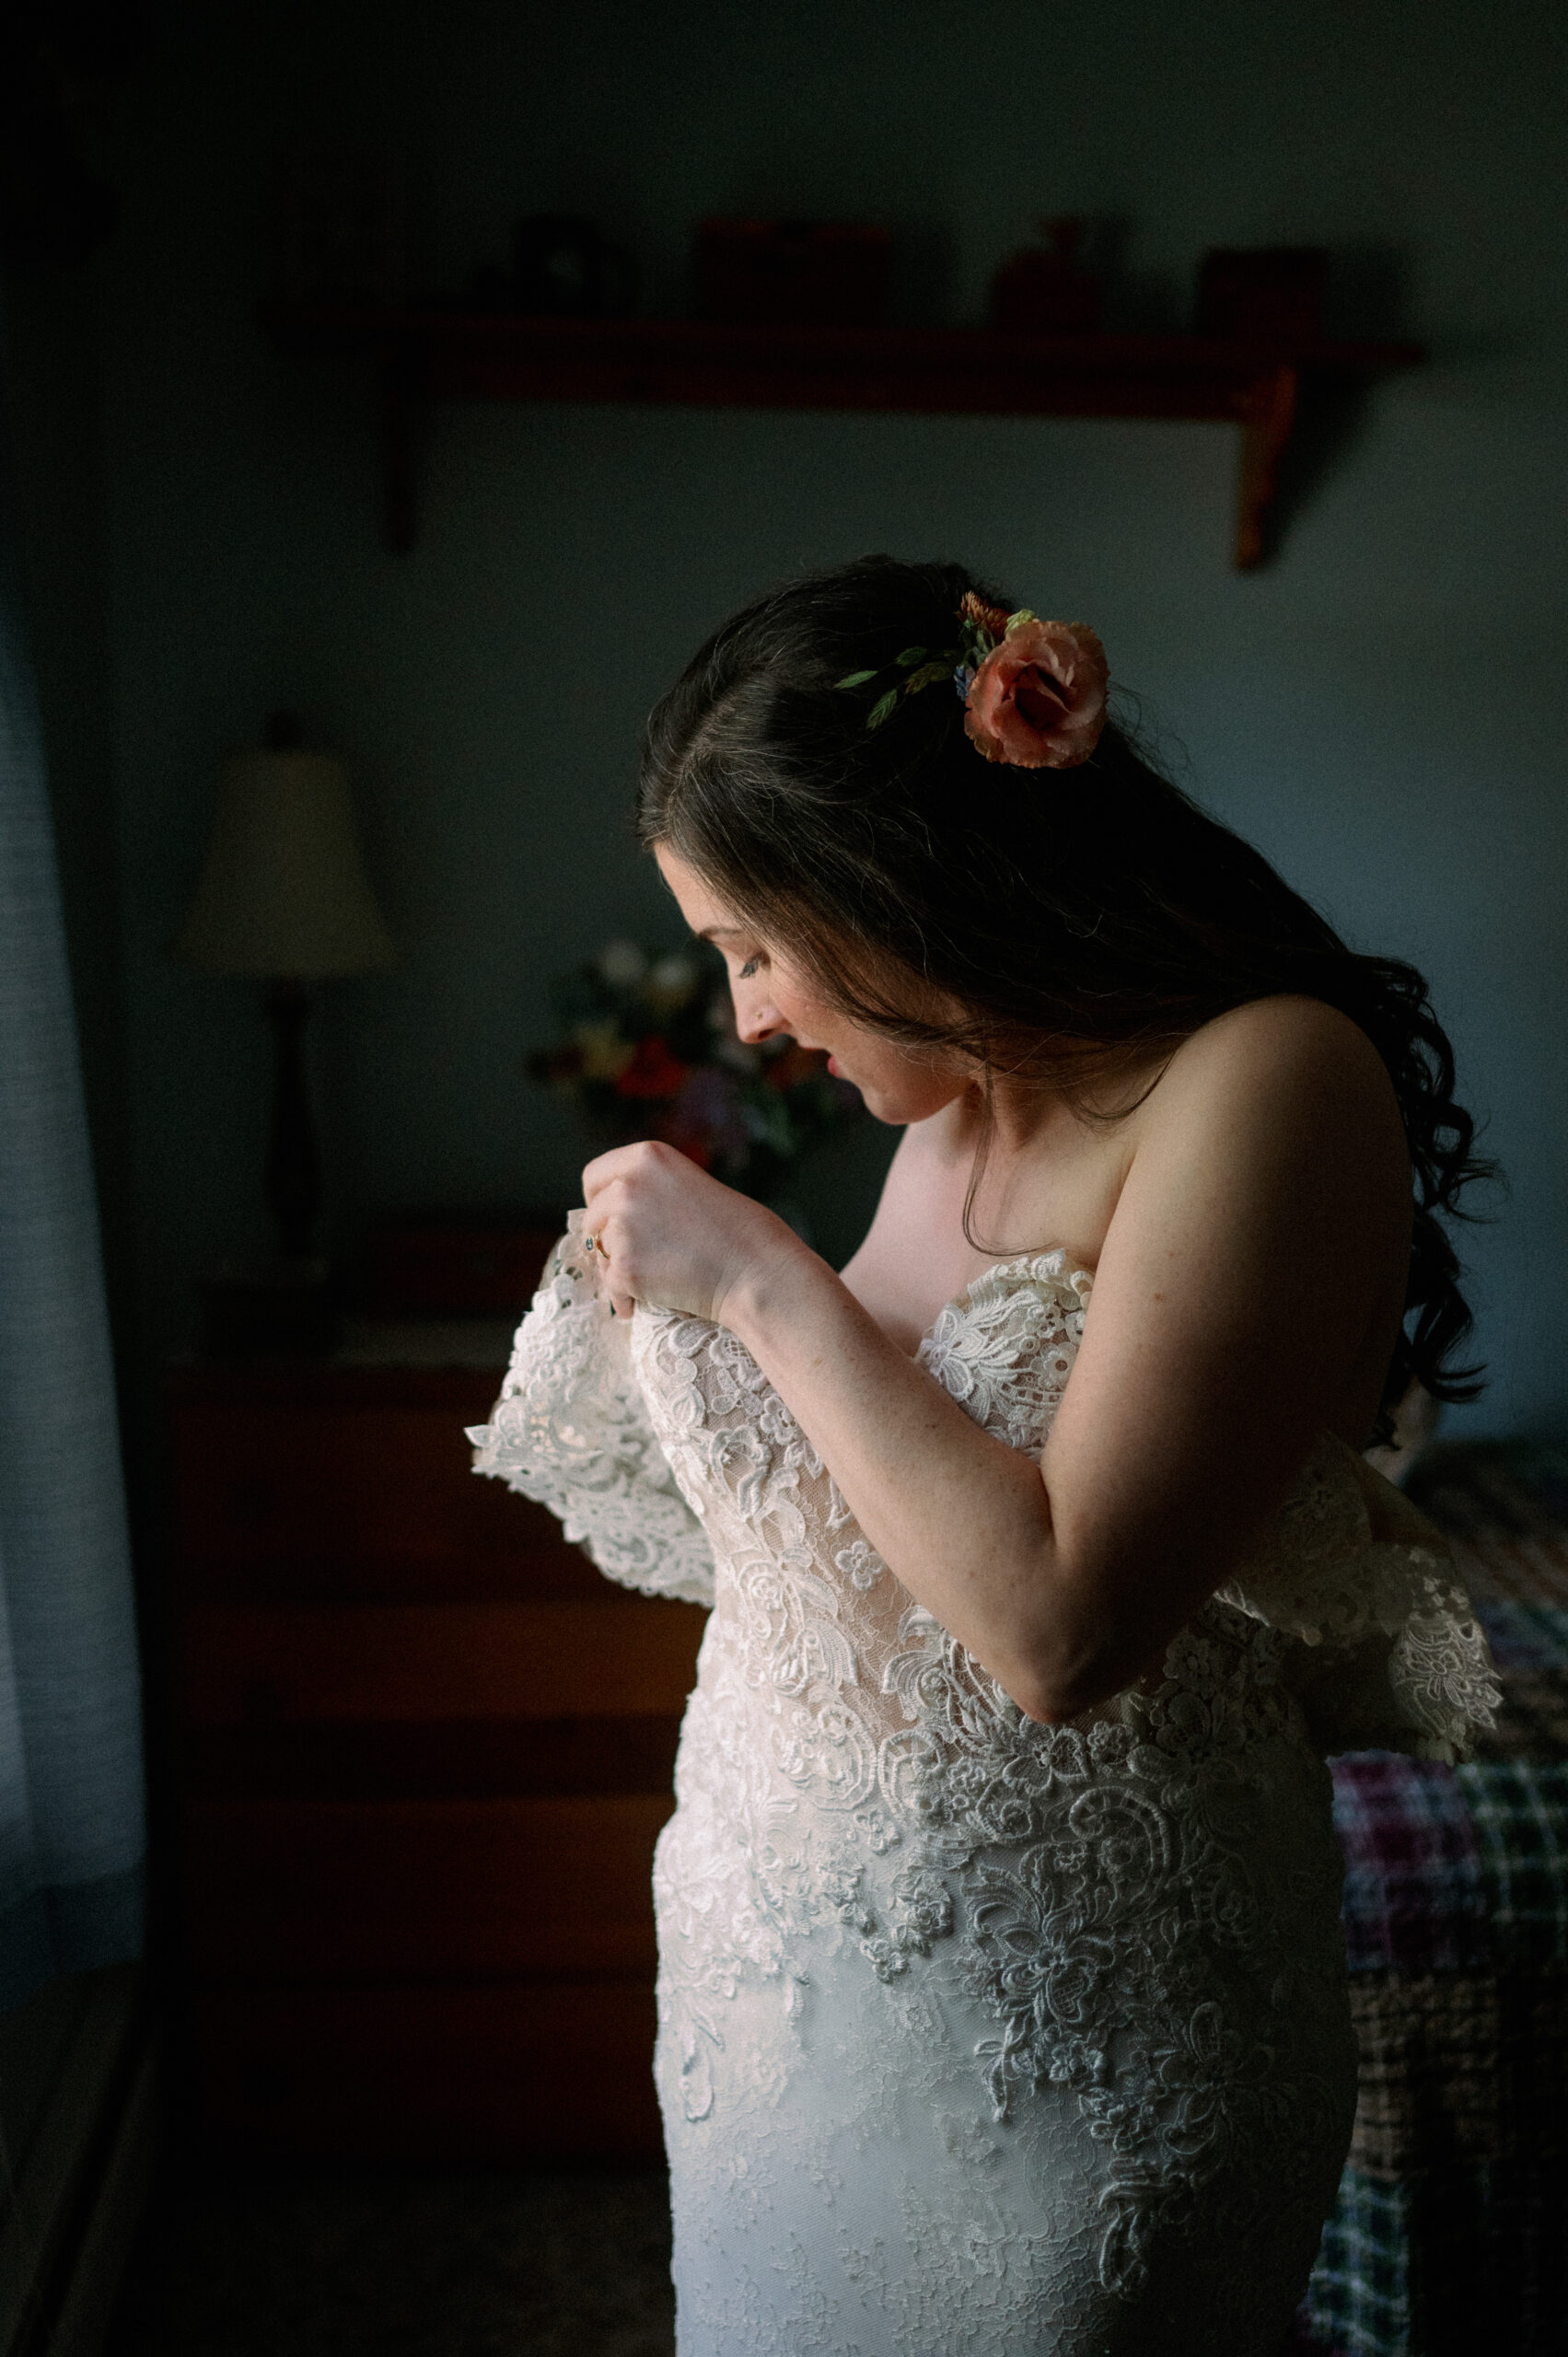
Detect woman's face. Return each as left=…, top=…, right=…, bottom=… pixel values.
left=654, top=843, right=968, bottom=1126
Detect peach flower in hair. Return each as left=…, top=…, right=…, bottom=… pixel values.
left=963, top=613, right=1109, bottom=770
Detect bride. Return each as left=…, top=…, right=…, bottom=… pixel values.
left=471, top=557, right=1497, bottom=2354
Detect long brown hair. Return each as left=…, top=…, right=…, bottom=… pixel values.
left=638, top=554, right=1493, bottom=1441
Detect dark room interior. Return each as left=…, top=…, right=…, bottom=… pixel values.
left=1, top=2, right=1565, bottom=2351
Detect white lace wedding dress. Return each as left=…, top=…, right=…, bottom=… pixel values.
left=470, top=1216, right=1497, bottom=2356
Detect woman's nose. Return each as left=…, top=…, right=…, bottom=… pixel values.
left=736, top=994, right=784, bottom=1044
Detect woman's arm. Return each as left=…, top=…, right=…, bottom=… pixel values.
left=583, top=999, right=1411, bottom=1721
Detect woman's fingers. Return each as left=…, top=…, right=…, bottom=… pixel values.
left=582, top=1138, right=668, bottom=1202
left=576, top=1138, right=763, bottom=1324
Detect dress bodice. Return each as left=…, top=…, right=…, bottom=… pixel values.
left=471, top=1213, right=1497, bottom=1784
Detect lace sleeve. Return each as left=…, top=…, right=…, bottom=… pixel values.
left=1215, top=1434, right=1500, bottom=1762
left=467, top=1213, right=716, bottom=1608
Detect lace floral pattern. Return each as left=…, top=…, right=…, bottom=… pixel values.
left=474, top=1238, right=1497, bottom=2354
left=1216, top=1435, right=1501, bottom=1759
left=467, top=1214, right=715, bottom=1605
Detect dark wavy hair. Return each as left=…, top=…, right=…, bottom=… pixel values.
left=637, top=554, right=1492, bottom=1441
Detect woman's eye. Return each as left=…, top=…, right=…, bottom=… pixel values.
left=738, top=956, right=762, bottom=981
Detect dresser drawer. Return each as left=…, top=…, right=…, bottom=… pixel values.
left=192, top=1978, right=663, bottom=2158
left=182, top=1794, right=672, bottom=1974
left=168, top=1340, right=691, bottom=2162
left=171, top=1396, right=595, bottom=1599
left=180, top=1598, right=708, bottom=1724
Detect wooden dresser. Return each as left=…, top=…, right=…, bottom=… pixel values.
left=167, top=1317, right=707, bottom=2159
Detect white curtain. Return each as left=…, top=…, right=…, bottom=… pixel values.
left=0, top=416, right=144, bottom=2011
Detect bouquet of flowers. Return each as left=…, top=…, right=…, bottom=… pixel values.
left=529, top=938, right=863, bottom=1200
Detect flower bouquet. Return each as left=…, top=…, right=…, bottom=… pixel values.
left=529, top=938, right=864, bottom=1202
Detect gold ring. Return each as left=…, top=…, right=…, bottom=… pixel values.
left=587, top=1230, right=610, bottom=1260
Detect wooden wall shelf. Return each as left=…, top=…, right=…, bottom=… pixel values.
left=259, top=302, right=1423, bottom=568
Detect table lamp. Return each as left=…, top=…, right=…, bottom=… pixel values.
left=174, top=723, right=395, bottom=1351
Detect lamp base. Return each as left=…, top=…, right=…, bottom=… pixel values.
left=200, top=1260, right=341, bottom=1358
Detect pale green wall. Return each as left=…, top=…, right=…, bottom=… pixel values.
left=41, top=0, right=1568, bottom=1430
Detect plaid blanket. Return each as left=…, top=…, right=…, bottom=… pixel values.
left=1299, top=1441, right=1568, bottom=2357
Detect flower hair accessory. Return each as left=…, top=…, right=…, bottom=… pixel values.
left=835, top=590, right=1109, bottom=771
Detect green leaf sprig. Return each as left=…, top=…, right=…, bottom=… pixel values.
left=834, top=606, right=1025, bottom=731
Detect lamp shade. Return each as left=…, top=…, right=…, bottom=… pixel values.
left=174, top=750, right=396, bottom=980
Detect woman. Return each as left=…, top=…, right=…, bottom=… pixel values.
left=472, top=557, right=1498, bottom=2354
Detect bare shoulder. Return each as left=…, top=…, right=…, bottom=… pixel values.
left=1163, top=992, right=1392, bottom=1086
left=1120, top=993, right=1411, bottom=1287
left=1144, top=995, right=1404, bottom=1156
left=1074, top=995, right=1413, bottom=1462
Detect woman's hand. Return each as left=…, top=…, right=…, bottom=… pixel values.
left=580, top=1140, right=808, bottom=1325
